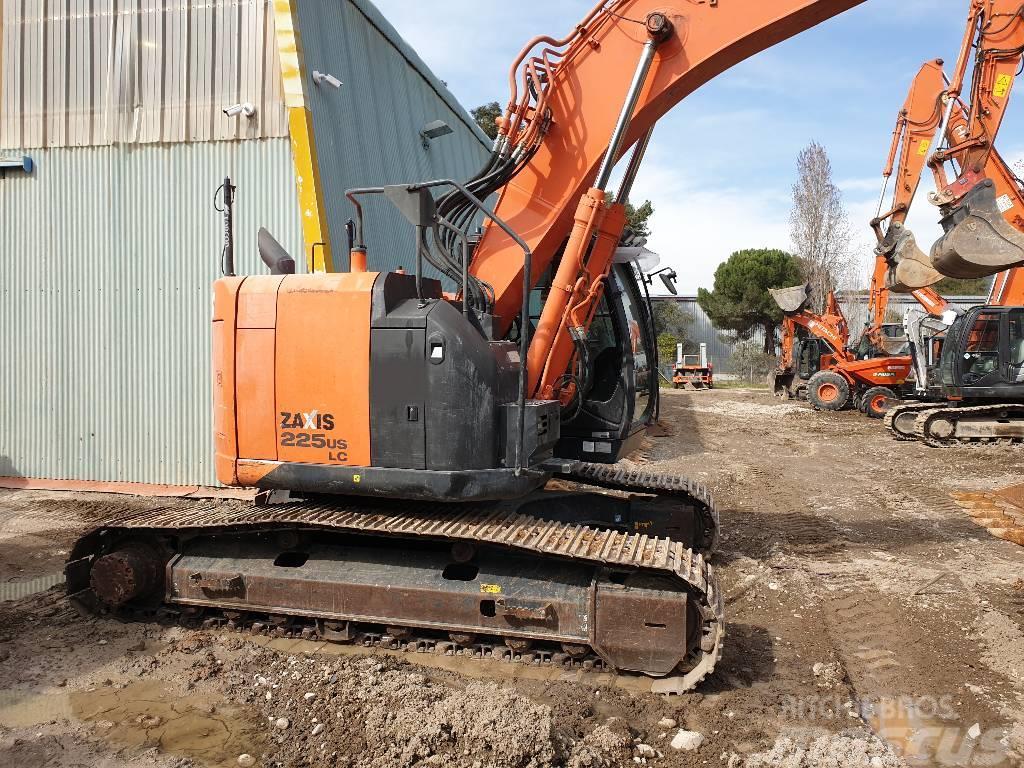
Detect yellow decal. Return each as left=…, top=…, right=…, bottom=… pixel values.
left=480, top=584, right=502, bottom=594
left=916, top=139, right=931, bottom=156
left=994, top=74, right=1013, bottom=98
left=352, top=474, right=361, bottom=483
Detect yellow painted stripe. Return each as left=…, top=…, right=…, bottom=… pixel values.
left=273, top=0, right=333, bottom=272
left=288, top=106, right=332, bottom=273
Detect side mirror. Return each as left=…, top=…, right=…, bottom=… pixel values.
left=658, top=269, right=678, bottom=296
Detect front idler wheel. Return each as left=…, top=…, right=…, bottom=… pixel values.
left=89, top=541, right=165, bottom=607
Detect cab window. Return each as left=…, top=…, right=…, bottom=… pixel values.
left=962, top=312, right=1001, bottom=380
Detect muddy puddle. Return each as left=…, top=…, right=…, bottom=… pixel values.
left=0, top=680, right=264, bottom=767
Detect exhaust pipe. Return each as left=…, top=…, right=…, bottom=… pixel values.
left=930, top=180, right=1024, bottom=279
left=878, top=222, right=942, bottom=292
left=769, top=284, right=812, bottom=314
left=258, top=228, right=297, bottom=275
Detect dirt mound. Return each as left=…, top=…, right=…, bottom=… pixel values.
left=234, top=651, right=640, bottom=768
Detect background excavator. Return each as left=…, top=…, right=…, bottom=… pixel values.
left=880, top=0, right=1024, bottom=446
left=767, top=60, right=954, bottom=418
left=65, top=0, right=876, bottom=694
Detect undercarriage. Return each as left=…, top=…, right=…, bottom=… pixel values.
left=885, top=401, right=1024, bottom=446
left=66, top=464, right=723, bottom=693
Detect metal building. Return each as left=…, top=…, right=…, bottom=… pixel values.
left=0, top=0, right=490, bottom=485
left=651, top=295, right=765, bottom=374
left=837, top=293, right=987, bottom=333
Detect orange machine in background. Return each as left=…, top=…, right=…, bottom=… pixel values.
left=672, top=344, right=713, bottom=390
left=770, top=286, right=913, bottom=418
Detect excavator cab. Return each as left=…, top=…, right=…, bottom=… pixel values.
left=797, top=336, right=827, bottom=381
left=940, top=305, right=1024, bottom=397
left=529, top=263, right=658, bottom=463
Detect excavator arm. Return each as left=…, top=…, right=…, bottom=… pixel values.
left=871, top=60, right=947, bottom=293
left=450, top=0, right=866, bottom=400
left=926, top=0, right=1024, bottom=278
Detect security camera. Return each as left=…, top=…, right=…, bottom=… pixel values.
left=312, top=71, right=343, bottom=89
left=223, top=102, right=256, bottom=118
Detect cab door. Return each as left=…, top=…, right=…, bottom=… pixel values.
left=956, top=310, right=1004, bottom=390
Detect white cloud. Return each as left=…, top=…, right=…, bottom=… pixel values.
left=625, top=145, right=793, bottom=295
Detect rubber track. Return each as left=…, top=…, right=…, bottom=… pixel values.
left=71, top=498, right=724, bottom=693
left=913, top=403, right=1024, bottom=447
left=556, top=462, right=720, bottom=555
left=883, top=402, right=937, bottom=441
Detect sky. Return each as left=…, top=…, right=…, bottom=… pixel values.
left=370, top=0, right=1024, bottom=295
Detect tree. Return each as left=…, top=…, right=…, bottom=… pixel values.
left=790, top=142, right=856, bottom=312
left=658, top=333, right=685, bottom=368
left=625, top=200, right=654, bottom=239
left=471, top=101, right=502, bottom=140
left=697, top=248, right=803, bottom=355
left=729, top=339, right=777, bottom=384
left=932, top=275, right=993, bottom=295
left=652, top=299, right=691, bottom=338
left=652, top=300, right=694, bottom=367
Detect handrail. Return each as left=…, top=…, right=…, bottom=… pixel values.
left=344, top=178, right=535, bottom=474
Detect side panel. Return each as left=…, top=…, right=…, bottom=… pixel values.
left=235, top=278, right=286, bottom=461
left=369, top=328, right=427, bottom=469
left=236, top=330, right=279, bottom=459
left=274, top=273, right=376, bottom=466
left=212, top=277, right=245, bottom=485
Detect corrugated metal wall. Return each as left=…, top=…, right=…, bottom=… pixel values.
left=1, top=0, right=288, bottom=148
left=838, top=294, right=987, bottom=332
left=295, top=0, right=491, bottom=273
left=1, top=0, right=499, bottom=484
left=0, top=141, right=303, bottom=483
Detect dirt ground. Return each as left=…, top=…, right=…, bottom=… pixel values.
left=1, top=387, right=1023, bottom=768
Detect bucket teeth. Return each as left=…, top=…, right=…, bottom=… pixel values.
left=930, top=181, right=1024, bottom=279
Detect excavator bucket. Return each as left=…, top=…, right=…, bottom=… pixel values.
left=880, top=224, right=942, bottom=292
left=769, top=284, right=812, bottom=314
left=930, top=181, right=1024, bottom=279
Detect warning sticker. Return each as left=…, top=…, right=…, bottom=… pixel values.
left=917, top=139, right=931, bottom=156
left=994, top=74, right=1013, bottom=98
left=997, top=193, right=1014, bottom=213
left=479, top=584, right=502, bottom=594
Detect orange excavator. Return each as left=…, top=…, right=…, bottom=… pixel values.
left=880, top=0, right=1024, bottom=445
left=927, top=0, right=1024, bottom=282
left=66, top=0, right=878, bottom=692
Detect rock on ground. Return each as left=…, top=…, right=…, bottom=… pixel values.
left=742, top=730, right=907, bottom=768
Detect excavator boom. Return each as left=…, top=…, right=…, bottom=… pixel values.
left=460, top=0, right=865, bottom=399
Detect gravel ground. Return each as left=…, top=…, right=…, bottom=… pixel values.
left=0, top=388, right=1022, bottom=767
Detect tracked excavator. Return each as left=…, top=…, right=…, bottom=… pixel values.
left=884, top=266, right=1024, bottom=444
left=65, top=0, right=875, bottom=692
left=881, top=0, right=1024, bottom=445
